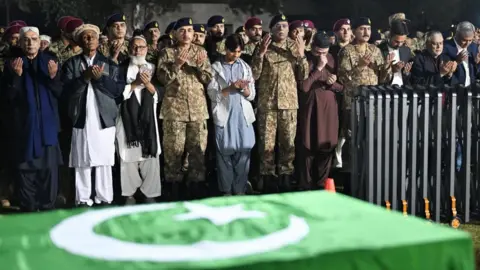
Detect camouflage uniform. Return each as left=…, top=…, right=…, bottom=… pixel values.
left=251, top=38, right=309, bottom=176
left=0, top=44, right=9, bottom=73
left=146, top=43, right=160, bottom=64
left=338, top=42, right=391, bottom=110
left=244, top=41, right=259, bottom=56
left=156, top=44, right=213, bottom=182
left=98, top=39, right=129, bottom=64
left=49, top=41, right=82, bottom=65
left=215, top=39, right=226, bottom=55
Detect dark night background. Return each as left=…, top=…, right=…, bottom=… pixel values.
left=0, top=0, right=477, bottom=38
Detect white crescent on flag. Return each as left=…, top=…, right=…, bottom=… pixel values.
left=49, top=203, right=310, bottom=262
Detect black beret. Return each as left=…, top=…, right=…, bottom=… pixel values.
left=390, top=19, right=409, bottom=36
left=235, top=26, right=245, bottom=34
left=132, top=29, right=143, bottom=36
left=352, top=17, right=372, bottom=29
left=312, top=32, right=330, bottom=48
left=174, top=17, right=193, bottom=30
left=165, top=21, right=176, bottom=35
left=207, top=15, right=225, bottom=27
left=193, top=24, right=206, bottom=34
left=269, top=14, right=288, bottom=29
left=144, top=21, right=160, bottom=32
left=106, top=13, right=126, bottom=27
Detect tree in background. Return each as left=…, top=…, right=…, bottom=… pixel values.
left=228, top=0, right=283, bottom=16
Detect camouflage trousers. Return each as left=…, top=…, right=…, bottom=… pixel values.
left=162, top=120, right=208, bottom=182
left=257, top=109, right=297, bottom=176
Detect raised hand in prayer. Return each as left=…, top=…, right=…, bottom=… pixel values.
left=440, top=61, right=455, bottom=77
left=317, top=54, right=328, bottom=71
left=112, top=40, right=123, bottom=60
left=404, top=61, right=413, bottom=74
left=385, top=52, right=395, bottom=68
left=11, top=57, right=23, bottom=76
left=91, top=63, right=105, bottom=80
left=295, top=35, right=306, bottom=58
left=358, top=53, right=372, bottom=69
left=258, top=34, right=271, bottom=58
left=196, top=50, right=207, bottom=66
left=48, top=60, right=58, bottom=79
left=392, top=61, right=405, bottom=73
left=326, top=74, right=337, bottom=85
left=174, top=48, right=189, bottom=68
left=456, top=50, right=468, bottom=63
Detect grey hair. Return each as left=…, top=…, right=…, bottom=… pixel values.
left=456, top=21, right=475, bottom=37
left=426, top=31, right=443, bottom=42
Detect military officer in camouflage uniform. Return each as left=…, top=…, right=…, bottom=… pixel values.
left=205, top=15, right=226, bottom=63
left=49, top=16, right=74, bottom=61
left=99, top=13, right=129, bottom=64
left=251, top=14, right=309, bottom=192
left=337, top=17, right=393, bottom=171
left=156, top=17, right=213, bottom=199
left=338, top=17, right=393, bottom=109
left=143, top=20, right=161, bottom=63
left=242, top=17, right=263, bottom=65
left=193, top=24, right=207, bottom=46
left=50, top=18, right=84, bottom=65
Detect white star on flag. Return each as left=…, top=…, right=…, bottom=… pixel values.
left=174, top=203, right=266, bottom=226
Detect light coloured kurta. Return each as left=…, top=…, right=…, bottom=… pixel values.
left=69, top=55, right=116, bottom=168
left=116, top=62, right=161, bottom=163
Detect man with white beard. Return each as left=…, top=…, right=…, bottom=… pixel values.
left=62, top=24, right=124, bottom=207
left=116, top=36, right=161, bottom=205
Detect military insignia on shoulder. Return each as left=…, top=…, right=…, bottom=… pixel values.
left=281, top=15, right=286, bottom=20
left=189, top=18, right=193, bottom=24
left=122, top=15, right=126, bottom=21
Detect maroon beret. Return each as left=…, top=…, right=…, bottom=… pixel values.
left=8, top=20, right=26, bottom=27
left=289, top=20, right=304, bottom=30
left=303, top=20, right=315, bottom=29
left=333, top=18, right=351, bottom=32
left=57, top=16, right=74, bottom=31
left=65, top=18, right=84, bottom=34
left=244, top=17, right=262, bottom=30
left=4, top=24, right=23, bottom=38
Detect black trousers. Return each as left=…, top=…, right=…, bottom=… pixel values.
left=16, top=167, right=58, bottom=212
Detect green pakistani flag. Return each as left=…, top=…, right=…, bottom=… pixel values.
left=0, top=191, right=474, bottom=270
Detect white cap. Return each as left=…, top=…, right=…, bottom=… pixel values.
left=40, top=35, right=51, bottom=43
left=19, top=26, right=40, bottom=39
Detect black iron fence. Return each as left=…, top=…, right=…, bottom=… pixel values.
left=351, top=83, right=480, bottom=225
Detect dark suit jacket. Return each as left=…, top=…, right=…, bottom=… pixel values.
left=378, top=42, right=412, bottom=85
left=410, top=50, right=450, bottom=86
left=61, top=53, right=124, bottom=129
left=442, top=39, right=479, bottom=86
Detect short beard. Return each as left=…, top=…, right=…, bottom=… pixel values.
left=130, top=55, right=147, bottom=66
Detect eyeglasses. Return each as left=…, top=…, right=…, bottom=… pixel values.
left=131, top=45, right=147, bottom=51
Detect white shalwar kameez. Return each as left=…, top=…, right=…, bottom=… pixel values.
left=116, top=62, right=162, bottom=198
left=70, top=55, right=116, bottom=206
